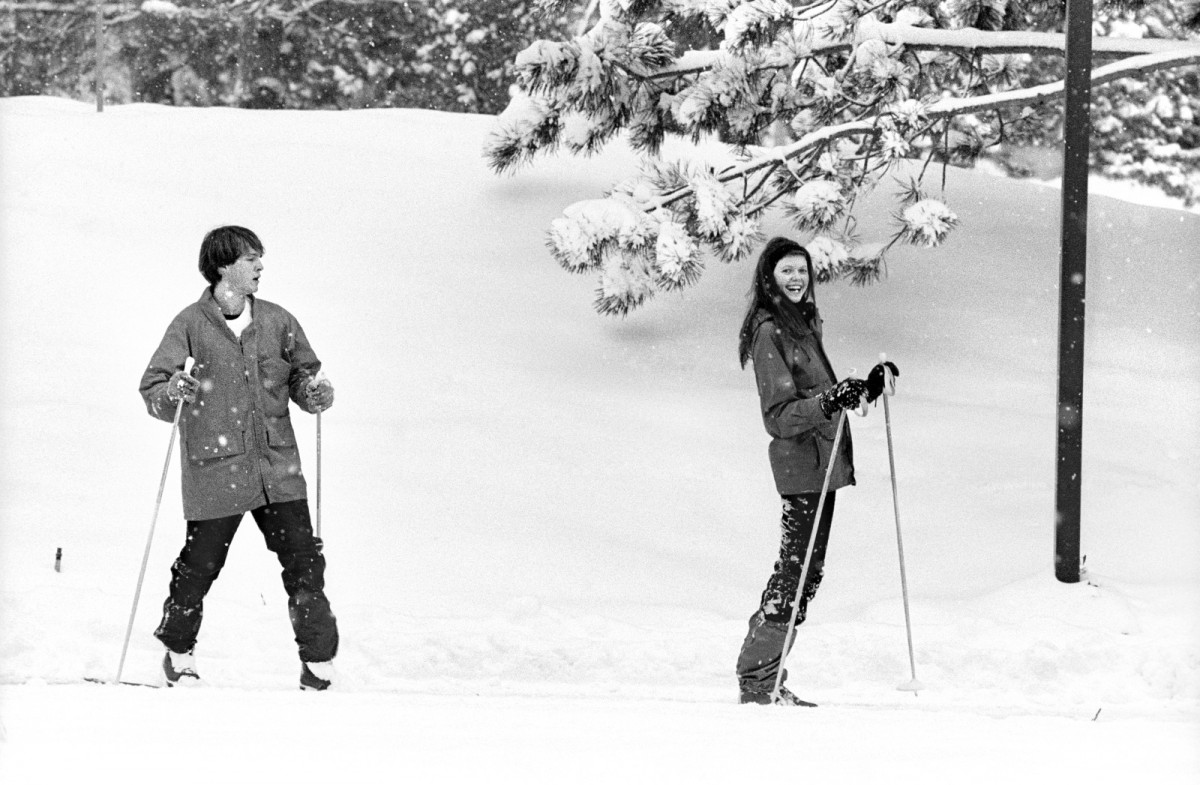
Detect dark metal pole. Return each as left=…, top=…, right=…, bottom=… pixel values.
left=94, top=1, right=105, bottom=112
left=1055, top=0, right=1093, bottom=584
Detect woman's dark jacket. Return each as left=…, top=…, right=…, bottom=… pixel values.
left=749, top=308, right=855, bottom=495
left=139, top=289, right=323, bottom=520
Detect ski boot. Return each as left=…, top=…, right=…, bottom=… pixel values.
left=300, top=661, right=334, bottom=691
left=162, top=649, right=200, bottom=687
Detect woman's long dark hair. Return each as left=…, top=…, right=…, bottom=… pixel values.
left=737, top=237, right=818, bottom=368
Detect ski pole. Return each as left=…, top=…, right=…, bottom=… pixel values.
left=116, top=358, right=192, bottom=684
left=880, top=354, right=922, bottom=694
left=315, top=410, right=322, bottom=539
left=308, top=370, right=329, bottom=539
left=770, top=408, right=849, bottom=704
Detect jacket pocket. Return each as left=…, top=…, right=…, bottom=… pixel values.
left=186, top=428, right=246, bottom=464
left=265, top=413, right=297, bottom=448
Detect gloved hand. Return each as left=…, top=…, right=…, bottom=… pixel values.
left=305, top=375, right=335, bottom=413
left=166, top=369, right=199, bottom=403
left=818, top=378, right=868, bottom=418
left=866, top=361, right=899, bottom=403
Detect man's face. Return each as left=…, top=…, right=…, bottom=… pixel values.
left=219, top=250, right=263, bottom=297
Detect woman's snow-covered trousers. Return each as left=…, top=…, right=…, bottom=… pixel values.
left=736, top=492, right=836, bottom=695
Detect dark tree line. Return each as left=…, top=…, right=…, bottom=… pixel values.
left=0, top=0, right=580, bottom=112
left=2, top=1, right=1197, bottom=209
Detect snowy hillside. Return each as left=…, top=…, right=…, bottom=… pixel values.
left=0, top=97, right=1197, bottom=784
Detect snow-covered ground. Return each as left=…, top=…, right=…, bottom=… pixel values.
left=0, top=97, right=1197, bottom=783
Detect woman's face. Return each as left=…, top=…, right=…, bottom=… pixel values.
left=772, top=254, right=810, bottom=304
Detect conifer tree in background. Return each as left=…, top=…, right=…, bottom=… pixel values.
left=484, top=0, right=1200, bottom=316
left=0, top=0, right=578, bottom=112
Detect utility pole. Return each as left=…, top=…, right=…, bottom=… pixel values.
left=1055, top=0, right=1093, bottom=584
left=94, top=1, right=105, bottom=112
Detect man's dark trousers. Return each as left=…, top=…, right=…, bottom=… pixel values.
left=155, top=498, right=338, bottom=663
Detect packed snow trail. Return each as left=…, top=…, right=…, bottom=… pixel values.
left=2, top=683, right=1197, bottom=785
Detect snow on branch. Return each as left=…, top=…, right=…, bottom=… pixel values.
left=657, top=120, right=879, bottom=204
left=651, top=49, right=1200, bottom=213
left=925, top=48, right=1200, bottom=117
left=648, top=20, right=1200, bottom=78
left=856, top=17, right=1200, bottom=57
left=489, top=4, right=1200, bottom=316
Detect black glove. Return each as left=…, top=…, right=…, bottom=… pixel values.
left=166, top=369, right=199, bottom=403
left=865, top=361, right=899, bottom=403
left=818, top=378, right=867, bottom=418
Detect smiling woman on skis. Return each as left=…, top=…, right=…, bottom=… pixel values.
left=734, top=236, right=893, bottom=706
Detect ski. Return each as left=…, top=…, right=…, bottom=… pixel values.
left=84, top=677, right=160, bottom=689
left=776, top=695, right=818, bottom=708
left=741, top=689, right=818, bottom=707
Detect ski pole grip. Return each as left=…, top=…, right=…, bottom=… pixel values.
left=879, top=352, right=896, bottom=397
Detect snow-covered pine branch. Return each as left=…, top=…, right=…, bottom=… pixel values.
left=856, top=17, right=1200, bottom=57
left=924, top=48, right=1200, bottom=117
left=646, top=20, right=1200, bottom=79
left=543, top=159, right=764, bottom=314
left=655, top=120, right=880, bottom=204
left=643, top=48, right=1200, bottom=220
left=489, top=5, right=1200, bottom=172
left=484, top=13, right=685, bottom=171
left=488, top=1, right=1200, bottom=315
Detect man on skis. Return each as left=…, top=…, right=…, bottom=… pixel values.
left=139, top=225, right=338, bottom=691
